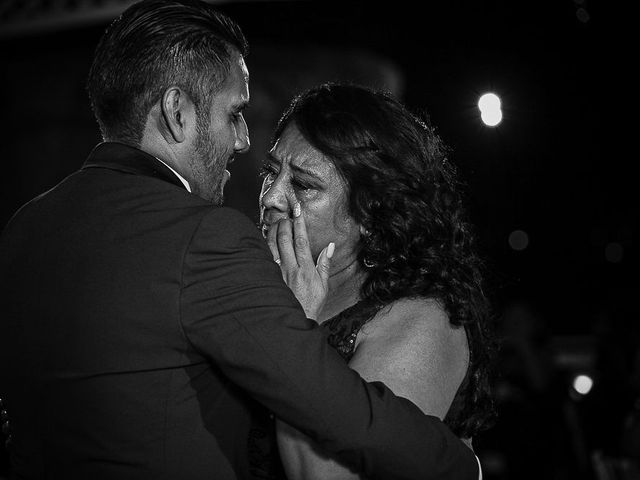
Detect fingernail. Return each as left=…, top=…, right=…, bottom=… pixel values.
left=293, top=202, right=301, bottom=218
left=327, top=242, right=335, bottom=259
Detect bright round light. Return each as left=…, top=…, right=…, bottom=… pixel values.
left=478, top=93, right=501, bottom=110
left=481, top=109, right=503, bottom=127
left=478, top=93, right=503, bottom=127
left=572, top=374, right=593, bottom=395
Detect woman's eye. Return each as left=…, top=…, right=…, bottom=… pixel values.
left=259, top=164, right=277, bottom=179
left=258, top=164, right=314, bottom=193
left=292, top=179, right=312, bottom=191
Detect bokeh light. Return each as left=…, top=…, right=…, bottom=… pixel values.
left=572, top=374, right=594, bottom=395
left=508, top=229, right=529, bottom=251
left=478, top=92, right=503, bottom=127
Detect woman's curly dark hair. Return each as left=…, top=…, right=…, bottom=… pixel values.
left=273, top=82, right=496, bottom=438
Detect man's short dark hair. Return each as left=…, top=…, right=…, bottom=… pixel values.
left=87, top=0, right=248, bottom=145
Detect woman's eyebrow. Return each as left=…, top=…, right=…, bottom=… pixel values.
left=266, top=151, right=324, bottom=182
left=290, top=163, right=321, bottom=180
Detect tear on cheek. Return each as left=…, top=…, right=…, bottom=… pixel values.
left=260, top=175, right=274, bottom=192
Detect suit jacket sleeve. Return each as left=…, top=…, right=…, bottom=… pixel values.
left=179, top=207, right=478, bottom=480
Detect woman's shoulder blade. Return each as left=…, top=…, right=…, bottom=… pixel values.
left=350, top=297, right=470, bottom=419
left=363, top=297, right=461, bottom=340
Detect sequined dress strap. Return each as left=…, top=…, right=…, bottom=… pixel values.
left=321, top=300, right=381, bottom=362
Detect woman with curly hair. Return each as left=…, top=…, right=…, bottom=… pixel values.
left=259, top=82, right=494, bottom=479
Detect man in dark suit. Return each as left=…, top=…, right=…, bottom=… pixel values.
left=0, top=1, right=478, bottom=479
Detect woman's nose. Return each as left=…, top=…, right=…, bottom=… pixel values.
left=260, top=174, right=289, bottom=213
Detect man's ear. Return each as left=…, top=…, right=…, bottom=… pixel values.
left=160, top=86, right=194, bottom=144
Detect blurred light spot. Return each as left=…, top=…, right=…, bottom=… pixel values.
left=572, top=374, right=593, bottom=395
left=481, top=109, right=503, bottom=127
left=479, top=93, right=501, bottom=110
left=576, top=7, right=590, bottom=23
left=478, top=93, right=503, bottom=127
left=605, top=242, right=624, bottom=263
left=508, top=230, right=529, bottom=251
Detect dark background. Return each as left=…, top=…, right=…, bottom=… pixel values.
left=0, top=1, right=637, bottom=479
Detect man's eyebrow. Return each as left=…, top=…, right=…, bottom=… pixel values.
left=233, top=100, right=250, bottom=112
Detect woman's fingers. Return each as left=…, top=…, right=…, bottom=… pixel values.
left=266, top=220, right=280, bottom=265
left=276, top=217, right=297, bottom=269
left=316, top=242, right=335, bottom=289
left=264, top=202, right=334, bottom=320
left=273, top=201, right=314, bottom=269
left=291, top=201, right=314, bottom=269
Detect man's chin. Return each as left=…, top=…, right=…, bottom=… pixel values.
left=212, top=181, right=226, bottom=206
left=209, top=170, right=230, bottom=206
left=211, top=190, right=224, bottom=206
left=195, top=184, right=223, bottom=205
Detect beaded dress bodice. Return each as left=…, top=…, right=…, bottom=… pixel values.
left=321, top=300, right=381, bottom=362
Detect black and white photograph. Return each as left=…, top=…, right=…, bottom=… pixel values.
left=0, top=1, right=634, bottom=479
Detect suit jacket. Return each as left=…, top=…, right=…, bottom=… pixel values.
left=0, top=142, right=478, bottom=480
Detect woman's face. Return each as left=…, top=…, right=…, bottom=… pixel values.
left=259, top=123, right=361, bottom=269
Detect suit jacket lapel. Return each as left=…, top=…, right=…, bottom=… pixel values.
left=82, top=142, right=188, bottom=191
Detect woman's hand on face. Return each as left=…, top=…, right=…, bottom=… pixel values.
left=266, top=202, right=334, bottom=321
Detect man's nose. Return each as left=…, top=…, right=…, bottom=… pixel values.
left=234, top=115, right=250, bottom=153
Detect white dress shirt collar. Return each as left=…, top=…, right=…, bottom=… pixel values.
left=154, top=157, right=191, bottom=192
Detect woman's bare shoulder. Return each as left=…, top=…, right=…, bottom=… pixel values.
left=351, top=296, right=469, bottom=418
left=360, top=297, right=465, bottom=345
